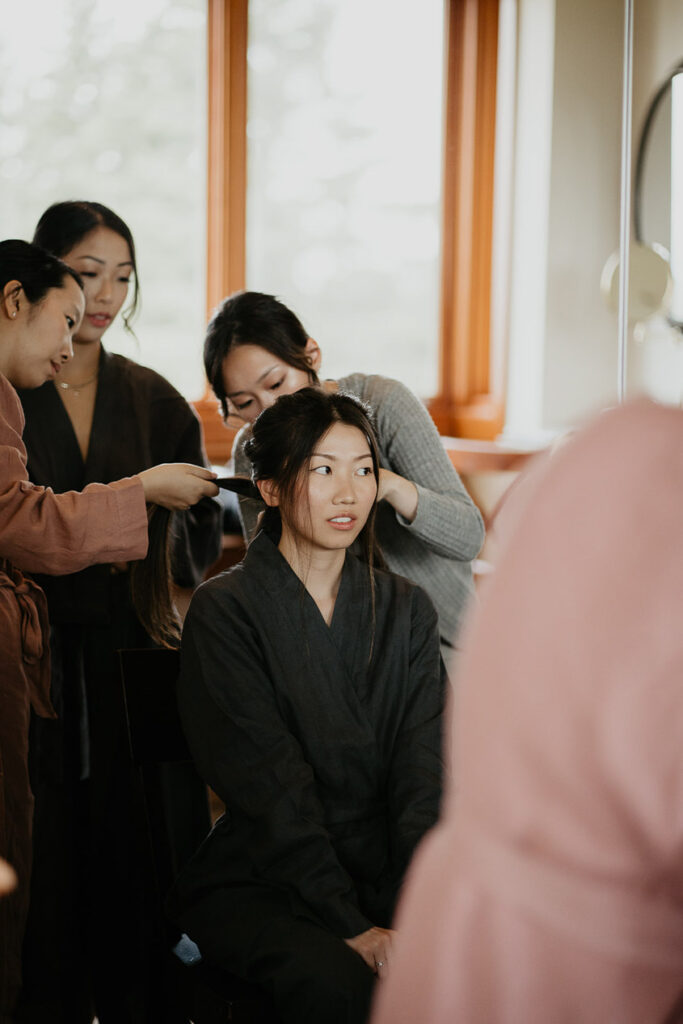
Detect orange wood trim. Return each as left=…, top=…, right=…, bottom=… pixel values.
left=197, top=0, right=249, bottom=464
left=206, top=0, right=248, bottom=312
left=194, top=397, right=239, bottom=466
left=431, top=0, right=501, bottom=440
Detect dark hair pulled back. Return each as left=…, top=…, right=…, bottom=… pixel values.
left=33, top=201, right=139, bottom=332
left=244, top=386, right=382, bottom=571
left=0, top=239, right=82, bottom=305
left=204, top=291, right=319, bottom=421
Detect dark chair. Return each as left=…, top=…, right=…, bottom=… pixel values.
left=118, top=647, right=278, bottom=1024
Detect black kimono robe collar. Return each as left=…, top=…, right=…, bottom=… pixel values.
left=18, top=345, right=121, bottom=489
left=244, top=527, right=374, bottom=682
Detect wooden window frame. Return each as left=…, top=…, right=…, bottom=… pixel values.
left=429, top=0, right=503, bottom=440
left=193, top=0, right=248, bottom=462
left=196, top=0, right=502, bottom=463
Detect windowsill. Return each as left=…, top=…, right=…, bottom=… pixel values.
left=441, top=434, right=545, bottom=474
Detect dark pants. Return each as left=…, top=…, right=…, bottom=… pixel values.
left=180, top=888, right=375, bottom=1024
left=17, top=776, right=104, bottom=1024
left=0, top=567, right=53, bottom=1024
left=0, top=648, right=33, bottom=1024
left=17, top=614, right=176, bottom=1024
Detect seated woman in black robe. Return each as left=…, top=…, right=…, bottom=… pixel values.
left=172, top=387, right=446, bottom=1024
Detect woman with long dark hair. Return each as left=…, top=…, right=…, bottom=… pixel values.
left=172, top=387, right=445, bottom=1024
left=0, top=238, right=217, bottom=1024
left=15, top=201, right=222, bottom=1024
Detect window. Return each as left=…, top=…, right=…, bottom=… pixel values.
left=204, top=0, right=502, bottom=453
left=0, top=0, right=207, bottom=399
left=245, top=0, right=444, bottom=396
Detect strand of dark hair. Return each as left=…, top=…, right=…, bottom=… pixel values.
left=129, top=506, right=181, bottom=649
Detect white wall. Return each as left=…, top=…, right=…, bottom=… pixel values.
left=633, top=0, right=683, bottom=115
left=503, top=0, right=683, bottom=437
left=503, top=0, right=555, bottom=440
left=542, top=0, right=624, bottom=430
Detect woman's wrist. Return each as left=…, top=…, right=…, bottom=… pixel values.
left=378, top=468, right=419, bottom=523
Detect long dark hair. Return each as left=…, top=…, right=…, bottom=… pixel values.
left=0, top=239, right=82, bottom=303
left=244, top=387, right=384, bottom=645
left=204, top=290, right=319, bottom=421
left=129, top=506, right=180, bottom=649
left=33, top=200, right=140, bottom=332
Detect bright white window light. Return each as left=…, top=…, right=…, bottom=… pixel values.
left=246, top=0, right=445, bottom=397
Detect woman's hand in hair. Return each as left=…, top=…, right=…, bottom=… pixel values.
left=377, top=468, right=419, bottom=523
left=344, top=926, right=396, bottom=976
left=138, top=464, right=218, bottom=510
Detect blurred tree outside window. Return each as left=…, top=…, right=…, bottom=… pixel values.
left=246, top=0, right=444, bottom=397
left=0, top=0, right=207, bottom=399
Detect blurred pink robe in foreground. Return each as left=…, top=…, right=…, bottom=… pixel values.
left=371, top=399, right=683, bottom=1024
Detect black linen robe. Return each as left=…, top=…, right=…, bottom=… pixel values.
left=172, top=528, right=445, bottom=995
left=19, top=345, right=221, bottom=605
left=16, top=348, right=222, bottom=1024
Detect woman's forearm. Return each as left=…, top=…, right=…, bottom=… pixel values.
left=377, top=468, right=419, bottom=523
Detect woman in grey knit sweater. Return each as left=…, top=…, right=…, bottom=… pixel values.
left=205, top=291, right=485, bottom=650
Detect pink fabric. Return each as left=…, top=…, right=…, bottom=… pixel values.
left=372, top=399, right=683, bottom=1024
left=0, top=373, right=147, bottom=575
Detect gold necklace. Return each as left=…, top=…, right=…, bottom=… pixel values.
left=56, top=372, right=99, bottom=397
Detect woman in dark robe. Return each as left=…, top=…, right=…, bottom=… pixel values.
left=171, top=387, right=445, bottom=1024
left=0, top=238, right=217, bottom=1024
left=15, top=202, right=223, bottom=1024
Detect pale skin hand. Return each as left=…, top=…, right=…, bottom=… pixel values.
left=344, top=926, right=396, bottom=976
left=138, top=464, right=218, bottom=511
left=377, top=468, right=419, bottom=523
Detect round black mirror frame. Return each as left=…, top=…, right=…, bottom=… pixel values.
left=633, top=57, right=683, bottom=332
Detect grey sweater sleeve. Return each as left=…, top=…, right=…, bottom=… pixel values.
left=358, top=375, right=484, bottom=561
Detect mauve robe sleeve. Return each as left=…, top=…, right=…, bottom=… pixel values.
left=0, top=375, right=148, bottom=575
left=178, top=579, right=374, bottom=939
